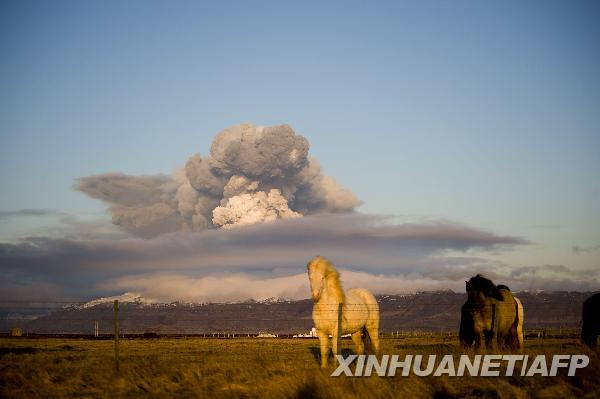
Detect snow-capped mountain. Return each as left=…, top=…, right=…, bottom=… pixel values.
left=13, top=290, right=592, bottom=335
left=80, top=292, right=156, bottom=308
left=79, top=293, right=295, bottom=308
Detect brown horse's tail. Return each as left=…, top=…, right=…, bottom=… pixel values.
left=512, top=296, right=524, bottom=351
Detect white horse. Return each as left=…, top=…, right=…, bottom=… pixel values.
left=307, top=256, right=380, bottom=367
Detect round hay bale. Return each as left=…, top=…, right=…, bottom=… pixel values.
left=10, top=326, right=23, bottom=337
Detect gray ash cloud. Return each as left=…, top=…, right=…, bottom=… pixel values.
left=75, top=123, right=360, bottom=236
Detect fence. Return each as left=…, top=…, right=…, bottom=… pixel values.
left=0, top=298, right=585, bottom=338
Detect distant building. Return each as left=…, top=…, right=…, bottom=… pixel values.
left=293, top=327, right=318, bottom=338
left=257, top=332, right=277, bottom=338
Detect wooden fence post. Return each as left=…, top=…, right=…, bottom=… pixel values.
left=336, top=303, right=343, bottom=362
left=114, top=300, right=120, bottom=373
left=491, top=303, right=498, bottom=350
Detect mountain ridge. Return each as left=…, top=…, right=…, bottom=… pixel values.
left=4, top=290, right=595, bottom=335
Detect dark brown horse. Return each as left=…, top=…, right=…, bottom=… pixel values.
left=460, top=275, right=523, bottom=351
left=582, top=293, right=600, bottom=349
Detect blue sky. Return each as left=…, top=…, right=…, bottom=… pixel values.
left=1, top=0, right=599, bottom=294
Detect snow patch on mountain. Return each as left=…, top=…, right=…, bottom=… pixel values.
left=81, top=292, right=156, bottom=308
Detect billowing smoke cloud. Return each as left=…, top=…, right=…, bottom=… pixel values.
left=75, top=124, right=360, bottom=236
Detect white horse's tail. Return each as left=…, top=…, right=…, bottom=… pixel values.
left=514, top=296, right=524, bottom=350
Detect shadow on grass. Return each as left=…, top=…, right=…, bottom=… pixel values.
left=308, top=347, right=356, bottom=365
left=0, top=347, right=37, bottom=357
left=292, top=378, right=321, bottom=399
left=394, top=343, right=455, bottom=353
left=0, top=344, right=78, bottom=358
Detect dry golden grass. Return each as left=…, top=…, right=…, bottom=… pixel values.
left=1, top=335, right=598, bottom=398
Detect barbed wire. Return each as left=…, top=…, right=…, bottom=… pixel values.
left=0, top=314, right=582, bottom=322
left=0, top=301, right=583, bottom=307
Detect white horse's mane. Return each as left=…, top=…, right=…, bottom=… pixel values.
left=310, top=256, right=345, bottom=303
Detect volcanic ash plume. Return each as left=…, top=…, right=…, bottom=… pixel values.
left=75, top=123, right=360, bottom=236
left=213, top=189, right=301, bottom=229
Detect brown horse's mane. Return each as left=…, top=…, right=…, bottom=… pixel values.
left=467, top=274, right=504, bottom=301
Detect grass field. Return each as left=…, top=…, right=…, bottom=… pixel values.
left=1, top=335, right=599, bottom=398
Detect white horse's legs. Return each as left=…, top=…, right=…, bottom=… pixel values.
left=351, top=331, right=364, bottom=354
left=365, top=322, right=380, bottom=354
left=332, top=328, right=340, bottom=360
left=318, top=330, right=329, bottom=368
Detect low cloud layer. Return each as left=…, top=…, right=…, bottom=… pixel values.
left=0, top=214, right=526, bottom=275
left=106, top=266, right=600, bottom=303
left=572, top=244, right=600, bottom=254
left=0, top=209, right=64, bottom=219
left=103, top=271, right=466, bottom=303
left=0, top=213, right=557, bottom=303
left=75, top=124, right=360, bottom=236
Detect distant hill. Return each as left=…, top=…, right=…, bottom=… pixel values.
left=9, top=291, right=596, bottom=335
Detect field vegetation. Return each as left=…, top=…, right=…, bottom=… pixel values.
left=1, top=334, right=598, bottom=398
